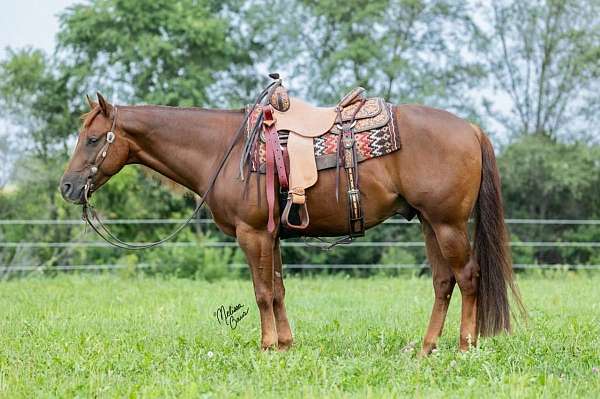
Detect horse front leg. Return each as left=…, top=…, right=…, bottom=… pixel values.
left=236, top=223, right=278, bottom=350
left=273, top=239, right=293, bottom=350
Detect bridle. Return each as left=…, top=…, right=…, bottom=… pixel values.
left=81, top=79, right=281, bottom=250
left=83, top=107, right=118, bottom=203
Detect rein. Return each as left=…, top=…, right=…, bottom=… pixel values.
left=81, top=80, right=279, bottom=250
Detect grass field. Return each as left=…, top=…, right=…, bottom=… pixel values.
left=1, top=273, right=599, bottom=398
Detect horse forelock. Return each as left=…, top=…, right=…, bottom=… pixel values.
left=80, top=107, right=102, bottom=129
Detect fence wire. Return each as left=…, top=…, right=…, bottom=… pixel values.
left=2, top=263, right=599, bottom=274
left=1, top=241, right=599, bottom=248
left=2, top=218, right=600, bottom=225
left=2, top=218, right=598, bottom=273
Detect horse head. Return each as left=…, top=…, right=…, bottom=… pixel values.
left=60, top=93, right=130, bottom=204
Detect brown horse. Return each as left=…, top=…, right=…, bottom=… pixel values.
left=60, top=93, right=523, bottom=354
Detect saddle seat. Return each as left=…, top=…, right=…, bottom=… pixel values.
left=272, top=98, right=337, bottom=138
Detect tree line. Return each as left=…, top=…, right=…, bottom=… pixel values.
left=1, top=0, right=599, bottom=278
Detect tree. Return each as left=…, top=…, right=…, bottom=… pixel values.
left=477, top=0, right=600, bottom=139
left=2, top=0, right=600, bottom=275
left=57, top=0, right=255, bottom=106
left=498, top=134, right=600, bottom=264
left=0, top=134, right=10, bottom=187
left=246, top=0, right=484, bottom=114
left=0, top=48, right=74, bottom=155
left=0, top=48, right=79, bottom=220
left=0, top=0, right=256, bottom=273
left=499, top=134, right=600, bottom=219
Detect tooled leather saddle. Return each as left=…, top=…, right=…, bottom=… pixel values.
left=242, top=76, right=399, bottom=240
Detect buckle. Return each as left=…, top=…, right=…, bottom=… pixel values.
left=106, top=131, right=115, bottom=143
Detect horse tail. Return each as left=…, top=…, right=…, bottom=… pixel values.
left=472, top=126, right=525, bottom=336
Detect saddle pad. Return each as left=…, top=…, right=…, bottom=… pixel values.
left=247, top=102, right=400, bottom=173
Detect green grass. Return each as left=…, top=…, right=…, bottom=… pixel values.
left=1, top=274, right=599, bottom=398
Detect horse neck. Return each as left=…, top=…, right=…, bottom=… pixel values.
left=119, top=106, right=244, bottom=195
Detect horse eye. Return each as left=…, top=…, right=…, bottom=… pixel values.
left=87, top=137, right=98, bottom=145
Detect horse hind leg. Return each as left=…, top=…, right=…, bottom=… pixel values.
left=430, top=222, right=479, bottom=352
left=420, top=219, right=456, bottom=356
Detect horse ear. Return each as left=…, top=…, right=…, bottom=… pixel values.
left=85, top=94, right=96, bottom=109
left=96, top=92, right=110, bottom=116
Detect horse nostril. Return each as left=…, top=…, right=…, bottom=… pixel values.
left=62, top=182, right=73, bottom=196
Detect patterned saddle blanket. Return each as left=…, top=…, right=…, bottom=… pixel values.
left=247, top=99, right=400, bottom=174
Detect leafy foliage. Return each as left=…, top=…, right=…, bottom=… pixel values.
left=498, top=134, right=600, bottom=264
left=57, top=0, right=253, bottom=106
left=1, top=0, right=599, bottom=277
left=477, top=0, right=600, bottom=139
left=499, top=134, right=600, bottom=219
left=0, top=48, right=75, bottom=156
left=249, top=0, right=484, bottom=113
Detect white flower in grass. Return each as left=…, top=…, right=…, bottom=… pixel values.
left=207, top=351, right=214, bottom=358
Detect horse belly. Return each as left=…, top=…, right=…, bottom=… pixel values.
left=299, top=160, right=404, bottom=237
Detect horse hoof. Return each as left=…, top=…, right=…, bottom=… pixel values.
left=418, top=345, right=437, bottom=358
left=278, top=339, right=293, bottom=352
left=261, top=342, right=278, bottom=351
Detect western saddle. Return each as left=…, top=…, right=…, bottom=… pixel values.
left=248, top=75, right=380, bottom=239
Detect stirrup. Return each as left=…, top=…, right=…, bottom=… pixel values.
left=281, top=198, right=310, bottom=230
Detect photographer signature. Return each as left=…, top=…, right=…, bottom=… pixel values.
left=213, top=303, right=249, bottom=330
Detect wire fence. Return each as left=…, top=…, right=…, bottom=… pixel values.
left=2, top=263, right=600, bottom=274
left=1, top=241, right=599, bottom=248
left=2, top=218, right=600, bottom=225
left=2, top=218, right=599, bottom=272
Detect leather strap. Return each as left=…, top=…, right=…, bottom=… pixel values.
left=263, top=106, right=288, bottom=233
left=343, top=129, right=364, bottom=237
left=84, top=107, right=119, bottom=197
left=335, top=101, right=366, bottom=238
left=263, top=107, right=288, bottom=188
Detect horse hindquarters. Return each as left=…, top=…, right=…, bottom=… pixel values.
left=420, top=130, right=525, bottom=352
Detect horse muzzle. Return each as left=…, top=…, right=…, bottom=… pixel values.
left=59, top=173, right=88, bottom=204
